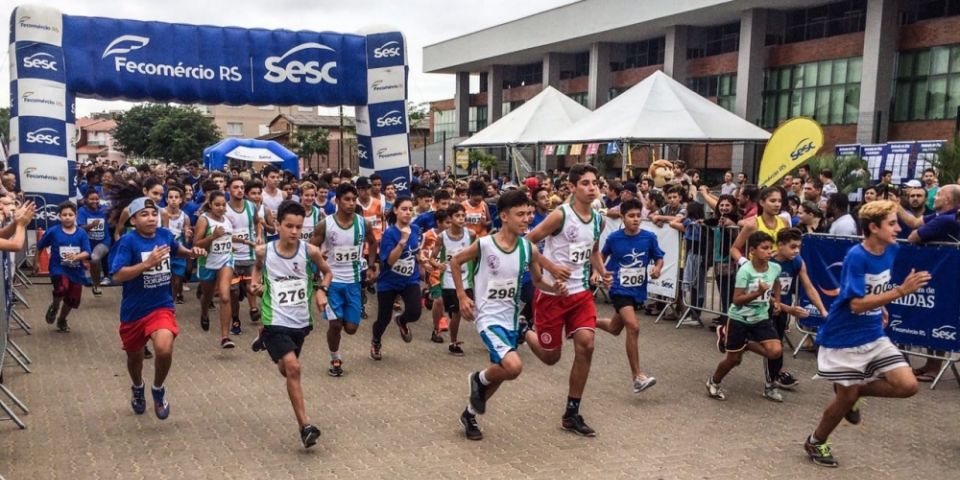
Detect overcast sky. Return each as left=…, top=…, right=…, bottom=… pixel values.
left=3, top=0, right=571, bottom=117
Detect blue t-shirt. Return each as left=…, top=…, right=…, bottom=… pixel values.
left=109, top=228, right=181, bottom=323
left=412, top=211, right=437, bottom=233
left=182, top=201, right=201, bottom=226
left=522, top=210, right=550, bottom=285
left=377, top=224, right=421, bottom=291
left=77, top=205, right=111, bottom=247
left=917, top=208, right=960, bottom=243
left=36, top=225, right=92, bottom=284
left=817, top=243, right=898, bottom=348
left=602, top=229, right=665, bottom=302
left=771, top=255, right=803, bottom=306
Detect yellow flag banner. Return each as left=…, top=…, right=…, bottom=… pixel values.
left=456, top=149, right=469, bottom=169
left=758, top=117, right=824, bottom=187
left=569, top=144, right=583, bottom=155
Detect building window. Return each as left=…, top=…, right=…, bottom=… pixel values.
left=561, top=52, right=590, bottom=80
left=608, top=87, right=628, bottom=101
left=689, top=22, right=740, bottom=59
left=433, top=110, right=457, bottom=142
left=505, top=63, right=542, bottom=88
left=226, top=122, right=244, bottom=136
left=899, top=0, right=960, bottom=25
left=893, top=45, right=960, bottom=121
left=761, top=57, right=862, bottom=128
left=781, top=0, right=866, bottom=44
left=618, top=37, right=665, bottom=70
left=567, top=92, right=588, bottom=106
left=688, top=74, right=737, bottom=111
left=468, top=106, right=488, bottom=133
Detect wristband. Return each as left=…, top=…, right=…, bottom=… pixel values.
left=737, top=257, right=748, bottom=267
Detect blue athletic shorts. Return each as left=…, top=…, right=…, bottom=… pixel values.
left=170, top=258, right=187, bottom=278
left=198, top=266, right=223, bottom=283
left=478, top=323, right=519, bottom=364
left=324, top=282, right=362, bottom=325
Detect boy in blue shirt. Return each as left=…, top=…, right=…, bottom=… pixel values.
left=805, top=200, right=928, bottom=467
left=78, top=189, right=111, bottom=296
left=597, top=199, right=664, bottom=394
left=37, top=202, right=92, bottom=332
left=110, top=197, right=205, bottom=420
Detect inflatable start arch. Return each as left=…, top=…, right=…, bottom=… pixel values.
left=9, top=4, right=412, bottom=212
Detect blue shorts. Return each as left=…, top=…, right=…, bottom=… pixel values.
left=198, top=264, right=232, bottom=282
left=478, top=323, right=519, bottom=364
left=171, top=258, right=187, bottom=278
left=324, top=282, right=362, bottom=325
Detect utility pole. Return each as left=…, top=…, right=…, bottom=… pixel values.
left=338, top=105, right=344, bottom=171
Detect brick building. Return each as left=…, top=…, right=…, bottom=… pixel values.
left=423, top=0, right=960, bottom=178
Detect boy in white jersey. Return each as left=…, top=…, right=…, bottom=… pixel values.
left=524, top=163, right=612, bottom=437
left=249, top=200, right=333, bottom=449
left=161, top=186, right=191, bottom=304
left=437, top=204, right=474, bottom=356
left=227, top=177, right=263, bottom=330
left=309, top=183, right=378, bottom=377
left=451, top=191, right=567, bottom=440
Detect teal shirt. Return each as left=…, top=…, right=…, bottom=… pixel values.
left=728, top=261, right=781, bottom=325
left=926, top=186, right=939, bottom=211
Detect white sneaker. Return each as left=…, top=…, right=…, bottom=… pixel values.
left=100, top=278, right=112, bottom=286
left=763, top=384, right=784, bottom=403
left=706, top=378, right=726, bottom=400
left=182, top=285, right=191, bottom=292
left=633, top=376, right=657, bottom=394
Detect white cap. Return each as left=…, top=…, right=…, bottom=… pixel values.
left=905, top=179, right=923, bottom=188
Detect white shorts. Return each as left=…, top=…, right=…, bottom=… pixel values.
left=816, top=337, right=909, bottom=386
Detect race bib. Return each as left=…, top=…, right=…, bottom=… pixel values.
left=749, top=279, right=773, bottom=302
left=87, top=218, right=105, bottom=241
left=569, top=241, right=592, bottom=265
left=333, top=245, right=360, bottom=264
left=778, top=276, right=793, bottom=294
left=366, top=215, right=382, bottom=232
left=140, top=251, right=171, bottom=276
left=359, top=257, right=368, bottom=271
left=211, top=236, right=232, bottom=255
left=864, top=270, right=891, bottom=315
left=485, top=278, right=518, bottom=301
left=466, top=213, right=482, bottom=225
left=391, top=256, right=416, bottom=276
left=60, top=246, right=81, bottom=266
left=299, top=229, right=314, bottom=241
left=619, top=267, right=645, bottom=287
left=272, top=278, right=307, bottom=307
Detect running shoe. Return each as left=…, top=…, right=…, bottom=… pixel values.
left=92, top=285, right=103, bottom=297
left=715, top=323, right=727, bottom=354
left=143, top=346, right=153, bottom=359
left=763, top=384, right=784, bottom=403
left=468, top=372, right=486, bottom=415
left=45, top=302, right=58, bottom=325
left=251, top=329, right=265, bottom=352
left=460, top=411, right=483, bottom=441
left=249, top=309, right=261, bottom=323
left=200, top=316, right=210, bottom=331
left=431, top=330, right=444, bottom=343
left=56, top=317, right=70, bottom=333
left=220, top=337, right=236, bottom=349
left=775, top=371, right=800, bottom=390
left=230, top=319, right=242, bottom=336
left=804, top=437, right=838, bottom=468
left=561, top=415, right=596, bottom=437
left=100, top=277, right=113, bottom=286
left=182, top=284, right=190, bottom=292
left=370, top=342, right=382, bottom=361
left=328, top=359, right=344, bottom=377
left=131, top=384, right=146, bottom=415
left=706, top=377, right=726, bottom=400
left=449, top=342, right=465, bottom=356
left=360, top=307, right=368, bottom=320
left=151, top=385, right=170, bottom=420
left=845, top=398, right=863, bottom=425
left=633, top=376, right=657, bottom=394
left=395, top=315, right=412, bottom=343
left=517, top=316, right=530, bottom=346
left=300, top=424, right=321, bottom=448
left=175, top=294, right=184, bottom=305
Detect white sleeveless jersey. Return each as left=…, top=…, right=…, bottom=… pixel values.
left=166, top=210, right=188, bottom=245
left=261, top=240, right=313, bottom=328
left=473, top=235, right=531, bottom=330
left=322, top=213, right=366, bottom=283
left=541, top=203, right=601, bottom=295
left=439, top=229, right=474, bottom=289
left=199, top=213, right=234, bottom=270
left=262, top=188, right=285, bottom=223
left=226, top=200, right=256, bottom=262
left=301, top=206, right=323, bottom=242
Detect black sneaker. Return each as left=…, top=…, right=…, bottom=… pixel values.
left=370, top=342, right=382, bottom=361
left=715, top=323, right=727, bottom=354
left=143, top=346, right=153, bottom=359
left=395, top=315, right=412, bottom=343
left=92, top=285, right=103, bottom=297
left=200, top=316, right=210, bottom=332
left=220, top=337, right=236, bottom=349
left=249, top=309, right=261, bottom=323
left=130, top=384, right=146, bottom=415
left=431, top=330, right=444, bottom=343
left=833, top=384, right=863, bottom=425
left=804, top=437, right=838, bottom=467
left=460, top=411, right=483, bottom=441
left=300, top=424, right=321, bottom=448
left=45, top=302, right=58, bottom=324
left=449, top=342, right=465, bottom=356
left=56, top=317, right=70, bottom=333
left=328, top=359, right=344, bottom=377
left=230, top=319, right=242, bottom=336
left=561, top=415, right=596, bottom=437
left=360, top=307, right=368, bottom=320
left=175, top=294, right=184, bottom=305
left=468, top=372, right=486, bottom=415
left=775, top=371, right=800, bottom=390
left=517, top=317, right=530, bottom=346
left=251, top=330, right=265, bottom=352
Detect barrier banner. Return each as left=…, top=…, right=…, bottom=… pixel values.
left=915, top=140, right=945, bottom=178
left=798, top=235, right=960, bottom=352
left=640, top=222, right=680, bottom=298
left=835, top=144, right=860, bottom=158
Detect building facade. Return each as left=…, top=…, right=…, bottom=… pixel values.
left=197, top=104, right=320, bottom=139
left=424, top=0, right=960, bottom=176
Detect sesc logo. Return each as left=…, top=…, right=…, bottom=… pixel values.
left=932, top=325, right=957, bottom=341
left=391, top=176, right=409, bottom=193
left=23, top=52, right=58, bottom=71
left=357, top=143, right=369, bottom=161
left=375, top=110, right=404, bottom=128
left=264, top=43, right=338, bottom=85
left=102, top=35, right=150, bottom=59
left=25, top=128, right=61, bottom=146
left=373, top=41, right=401, bottom=59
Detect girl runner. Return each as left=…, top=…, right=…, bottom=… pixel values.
left=193, top=190, right=237, bottom=349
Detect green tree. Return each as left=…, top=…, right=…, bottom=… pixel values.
left=934, top=136, right=960, bottom=186
left=0, top=107, right=9, bottom=146
left=113, top=104, right=220, bottom=165
left=805, top=154, right=870, bottom=195
left=407, top=101, right=429, bottom=124
left=470, top=148, right=498, bottom=174
left=290, top=128, right=330, bottom=170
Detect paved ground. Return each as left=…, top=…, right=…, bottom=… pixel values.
left=2, top=281, right=959, bottom=479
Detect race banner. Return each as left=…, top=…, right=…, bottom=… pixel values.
left=640, top=221, right=680, bottom=298
left=860, top=144, right=890, bottom=183
left=885, top=141, right=915, bottom=184
left=798, top=235, right=960, bottom=352
left=914, top=140, right=945, bottom=178
left=835, top=144, right=860, bottom=158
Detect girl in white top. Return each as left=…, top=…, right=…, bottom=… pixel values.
left=193, top=190, right=237, bottom=349
left=298, top=182, right=324, bottom=242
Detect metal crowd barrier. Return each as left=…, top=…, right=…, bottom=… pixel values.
left=672, top=224, right=741, bottom=329
left=1, top=221, right=32, bottom=429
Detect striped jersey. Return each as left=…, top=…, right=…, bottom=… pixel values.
left=226, top=200, right=256, bottom=261
left=541, top=203, right=601, bottom=295
left=321, top=213, right=366, bottom=283
left=473, top=235, right=531, bottom=329
left=439, top=229, right=474, bottom=289
left=260, top=240, right=314, bottom=328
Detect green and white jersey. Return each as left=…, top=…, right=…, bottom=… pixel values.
left=199, top=213, right=234, bottom=270
left=166, top=210, right=188, bottom=245
left=541, top=203, right=600, bottom=296
left=261, top=240, right=314, bottom=328
left=439, top=229, right=474, bottom=290
left=473, top=235, right=530, bottom=330
left=321, top=213, right=365, bottom=283
left=301, top=205, right=323, bottom=242
left=226, top=200, right=256, bottom=261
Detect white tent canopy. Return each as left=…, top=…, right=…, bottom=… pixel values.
left=545, top=70, right=771, bottom=144
left=457, top=86, right=591, bottom=148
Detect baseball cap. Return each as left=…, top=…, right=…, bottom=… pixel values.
left=355, top=176, right=372, bottom=189
left=524, top=177, right=539, bottom=190
left=127, top=197, right=158, bottom=217
left=905, top=179, right=923, bottom=188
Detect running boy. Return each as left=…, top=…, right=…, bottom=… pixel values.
left=37, top=202, right=91, bottom=332
left=78, top=189, right=111, bottom=296
left=707, top=231, right=783, bottom=402
left=421, top=209, right=450, bottom=344
left=161, top=186, right=191, bottom=304
left=804, top=200, right=927, bottom=467
left=226, top=177, right=262, bottom=329
left=451, top=190, right=566, bottom=440
left=596, top=198, right=664, bottom=394
left=110, top=197, right=205, bottom=419
left=249, top=201, right=333, bottom=448
left=437, top=205, right=474, bottom=355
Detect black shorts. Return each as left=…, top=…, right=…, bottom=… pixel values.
left=769, top=310, right=788, bottom=340
left=262, top=325, right=312, bottom=363
left=724, top=318, right=779, bottom=352
left=442, top=288, right=473, bottom=315
left=610, top=294, right=642, bottom=313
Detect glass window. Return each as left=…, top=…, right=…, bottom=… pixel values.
left=932, top=47, right=951, bottom=74
left=761, top=56, right=862, bottom=127
left=779, top=0, right=866, bottom=45
left=929, top=77, right=948, bottom=119
left=818, top=61, right=833, bottom=86
left=687, top=73, right=737, bottom=112
left=621, top=38, right=666, bottom=70
left=893, top=44, right=960, bottom=121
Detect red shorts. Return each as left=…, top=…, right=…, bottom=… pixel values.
left=533, top=290, right=596, bottom=350
left=51, top=275, right=83, bottom=309
left=119, top=308, right=179, bottom=352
